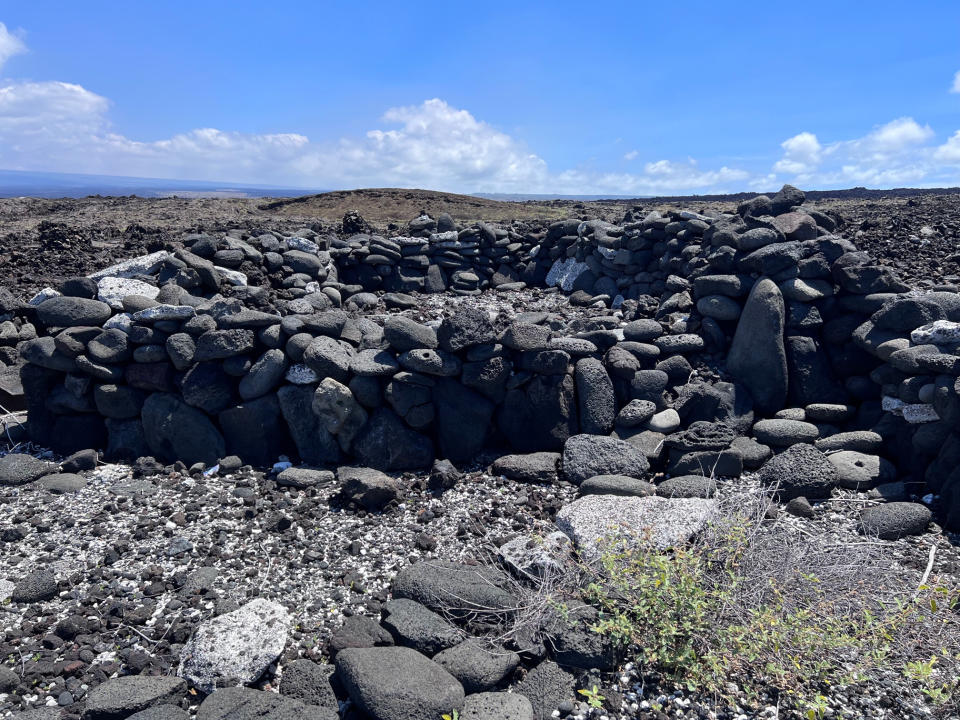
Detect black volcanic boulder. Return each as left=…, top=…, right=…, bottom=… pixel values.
left=36, top=296, right=112, bottom=328
left=181, top=362, right=237, bottom=415
left=352, top=408, right=433, bottom=471
left=727, top=278, right=787, bottom=415
left=141, top=393, right=225, bottom=466
left=437, top=308, right=495, bottom=352
left=277, top=385, right=340, bottom=465
left=392, top=560, right=517, bottom=619
left=335, top=646, right=464, bottom=720
left=432, top=378, right=494, bottom=463
left=757, top=443, right=837, bottom=500
left=574, top=357, right=615, bottom=435
left=218, top=394, right=290, bottom=467
left=561, top=434, right=650, bottom=485
left=0, top=453, right=54, bottom=486
left=498, top=374, right=578, bottom=452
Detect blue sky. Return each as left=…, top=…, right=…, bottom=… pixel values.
left=1, top=1, right=960, bottom=194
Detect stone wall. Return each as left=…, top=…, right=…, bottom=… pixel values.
left=5, top=185, right=960, bottom=529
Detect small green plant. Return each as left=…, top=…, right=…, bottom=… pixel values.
left=578, top=685, right=605, bottom=709
left=567, top=490, right=960, bottom=713
left=441, top=711, right=459, bottom=720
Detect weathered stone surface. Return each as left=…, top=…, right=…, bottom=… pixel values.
left=728, top=278, right=787, bottom=415
left=859, top=502, right=932, bottom=540
left=141, top=393, right=225, bottom=466
left=197, top=687, right=336, bottom=720
left=758, top=443, right=838, bottom=500
left=83, top=676, right=187, bottom=720
left=179, top=599, right=290, bottom=695
left=392, top=560, right=517, bottom=618
left=561, top=434, right=649, bottom=485
left=0, top=453, right=54, bottom=486
left=556, top=494, right=716, bottom=560
left=335, top=646, right=465, bottom=720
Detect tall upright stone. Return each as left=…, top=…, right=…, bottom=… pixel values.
left=727, top=278, right=787, bottom=416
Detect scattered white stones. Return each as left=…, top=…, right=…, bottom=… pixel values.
left=546, top=258, right=589, bottom=291
left=97, top=276, right=161, bottom=310
left=87, top=250, right=171, bottom=281
left=0, top=579, right=13, bottom=602
left=178, top=598, right=290, bottom=694
left=910, top=320, right=960, bottom=346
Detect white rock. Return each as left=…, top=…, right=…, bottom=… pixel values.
left=87, top=250, right=171, bottom=281
left=0, top=579, right=14, bottom=602
left=216, top=267, right=248, bottom=286
left=902, top=403, right=939, bottom=424
left=881, top=396, right=905, bottom=412
left=287, top=236, right=320, bottom=254
left=646, top=409, right=680, bottom=433
left=178, top=598, right=290, bottom=694
left=103, top=313, right=133, bottom=333
left=555, top=495, right=717, bottom=561
left=97, top=276, right=160, bottom=310
left=911, top=320, right=960, bottom=346
left=596, top=246, right=617, bottom=260
left=132, top=304, right=196, bottom=322
left=546, top=258, right=589, bottom=291
left=28, top=287, right=60, bottom=305
left=498, top=530, right=571, bottom=580
left=285, top=364, right=319, bottom=385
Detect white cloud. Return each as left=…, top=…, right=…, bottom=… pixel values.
left=771, top=117, right=960, bottom=189
left=0, top=22, right=25, bottom=74
left=5, top=24, right=960, bottom=194
left=952, top=70, right=960, bottom=94
left=773, top=132, right=822, bottom=174
left=934, top=130, right=960, bottom=163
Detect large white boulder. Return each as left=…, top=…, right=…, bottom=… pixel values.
left=555, top=495, right=716, bottom=561
left=178, top=598, right=290, bottom=694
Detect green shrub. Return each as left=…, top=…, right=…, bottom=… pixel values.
left=561, top=489, right=960, bottom=714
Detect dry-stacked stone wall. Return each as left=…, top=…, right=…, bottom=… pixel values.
left=3, top=185, right=958, bottom=530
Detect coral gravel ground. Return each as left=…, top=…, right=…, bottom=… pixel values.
left=1, top=442, right=959, bottom=720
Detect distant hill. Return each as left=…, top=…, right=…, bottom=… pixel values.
left=0, top=169, right=325, bottom=199
left=262, top=187, right=572, bottom=226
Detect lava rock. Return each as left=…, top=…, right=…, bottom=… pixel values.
left=0, top=453, right=54, bottom=486
left=561, top=434, right=650, bottom=485
left=859, top=502, right=932, bottom=539
left=335, top=646, right=465, bottom=720
left=757, top=443, right=838, bottom=500
left=82, top=676, right=187, bottom=720
left=727, top=278, right=787, bottom=415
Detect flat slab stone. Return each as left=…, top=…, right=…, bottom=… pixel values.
left=97, top=276, right=160, bottom=310
left=88, top=250, right=171, bottom=281
left=555, top=494, right=716, bottom=561
left=178, top=598, right=290, bottom=694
